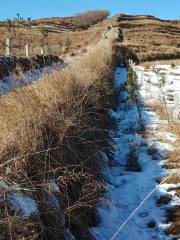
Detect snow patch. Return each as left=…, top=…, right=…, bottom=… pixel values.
left=0, top=60, right=65, bottom=95
left=92, top=66, right=180, bottom=240
left=8, top=192, right=38, bottom=217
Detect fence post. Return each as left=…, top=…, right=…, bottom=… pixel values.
left=5, top=38, right=11, bottom=56
left=25, top=44, right=29, bottom=58
left=40, top=47, right=44, bottom=55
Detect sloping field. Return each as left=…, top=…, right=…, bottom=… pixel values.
left=0, top=12, right=179, bottom=240
left=0, top=10, right=112, bottom=56
left=0, top=12, right=179, bottom=63
left=117, top=14, right=180, bottom=63
left=0, top=33, right=117, bottom=239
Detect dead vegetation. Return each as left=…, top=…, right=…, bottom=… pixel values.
left=75, top=10, right=110, bottom=27
left=0, top=24, right=104, bottom=56
left=0, top=38, right=116, bottom=239
left=0, top=11, right=179, bottom=239
left=146, top=101, right=180, bottom=238
left=0, top=55, right=61, bottom=80
left=116, top=14, right=180, bottom=64
left=2, top=13, right=180, bottom=64
left=0, top=10, right=111, bottom=57
left=34, top=10, right=110, bottom=29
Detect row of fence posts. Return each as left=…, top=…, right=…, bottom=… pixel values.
left=5, top=38, right=46, bottom=57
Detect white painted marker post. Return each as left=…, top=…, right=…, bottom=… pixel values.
left=25, top=44, right=29, bottom=58
left=5, top=38, right=11, bottom=56
left=40, top=48, right=44, bottom=55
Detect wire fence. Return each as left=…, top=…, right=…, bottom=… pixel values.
left=0, top=35, right=65, bottom=57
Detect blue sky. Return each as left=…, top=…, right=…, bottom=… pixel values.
left=0, top=0, right=179, bottom=20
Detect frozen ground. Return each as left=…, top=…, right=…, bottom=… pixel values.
left=0, top=64, right=179, bottom=239
left=134, top=64, right=180, bottom=120
left=0, top=60, right=65, bottom=95
left=92, top=66, right=180, bottom=240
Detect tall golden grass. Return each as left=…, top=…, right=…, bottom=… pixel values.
left=75, top=10, right=110, bottom=26
left=0, top=40, right=116, bottom=239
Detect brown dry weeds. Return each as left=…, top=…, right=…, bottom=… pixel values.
left=146, top=101, right=180, bottom=238
left=0, top=39, right=116, bottom=239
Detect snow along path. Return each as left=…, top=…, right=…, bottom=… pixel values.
left=133, top=64, right=180, bottom=121
left=0, top=60, right=65, bottom=95
left=91, top=67, right=179, bottom=240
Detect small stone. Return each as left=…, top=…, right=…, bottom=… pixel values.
left=147, top=220, right=156, bottom=228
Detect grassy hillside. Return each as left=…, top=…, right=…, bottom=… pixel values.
left=0, top=10, right=111, bottom=56
left=116, top=14, right=180, bottom=63
left=0, top=12, right=179, bottom=239
left=0, top=12, right=179, bottom=64
left=0, top=33, right=117, bottom=239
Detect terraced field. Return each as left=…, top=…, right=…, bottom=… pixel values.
left=117, top=14, right=180, bottom=63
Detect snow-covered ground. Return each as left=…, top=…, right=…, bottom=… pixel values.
left=92, top=65, right=180, bottom=240
left=0, top=178, right=76, bottom=239
left=134, top=64, right=180, bottom=120
left=0, top=180, right=38, bottom=217
left=0, top=63, right=179, bottom=239
left=0, top=60, right=65, bottom=95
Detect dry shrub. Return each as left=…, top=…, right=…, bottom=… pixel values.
left=147, top=101, right=180, bottom=238
left=0, top=41, right=116, bottom=239
left=75, top=10, right=110, bottom=27
left=165, top=206, right=180, bottom=237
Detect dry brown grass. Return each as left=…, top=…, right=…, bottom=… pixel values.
left=0, top=11, right=113, bottom=57
left=75, top=10, right=110, bottom=26
left=117, top=14, right=180, bottom=63
left=1, top=13, right=180, bottom=64
left=143, top=59, right=180, bottom=67
left=146, top=100, right=180, bottom=238
left=0, top=26, right=105, bottom=56
left=33, top=10, right=109, bottom=27
left=165, top=205, right=180, bottom=237
left=0, top=39, right=116, bottom=239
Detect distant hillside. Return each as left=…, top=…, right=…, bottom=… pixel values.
left=0, top=12, right=179, bottom=63
left=0, top=10, right=110, bottom=56
left=117, top=14, right=180, bottom=63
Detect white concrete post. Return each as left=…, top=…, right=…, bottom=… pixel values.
left=5, top=38, right=11, bottom=56
left=40, top=47, right=44, bottom=55
left=130, top=59, right=133, bottom=67
left=128, top=59, right=132, bottom=67
left=25, top=44, right=29, bottom=57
